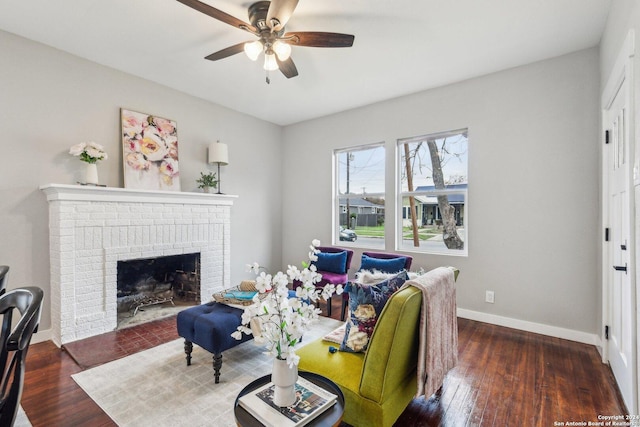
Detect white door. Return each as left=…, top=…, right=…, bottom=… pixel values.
left=605, top=74, right=637, bottom=413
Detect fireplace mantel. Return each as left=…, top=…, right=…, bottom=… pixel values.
left=41, top=183, right=236, bottom=346
left=40, top=183, right=238, bottom=205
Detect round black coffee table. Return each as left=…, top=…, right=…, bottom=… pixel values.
left=234, top=371, right=345, bottom=427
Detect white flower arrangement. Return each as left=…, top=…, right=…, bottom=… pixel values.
left=231, top=239, right=343, bottom=367
left=69, top=142, right=108, bottom=164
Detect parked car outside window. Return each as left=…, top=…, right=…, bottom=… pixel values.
left=340, top=226, right=357, bottom=242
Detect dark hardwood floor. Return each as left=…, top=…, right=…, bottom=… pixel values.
left=21, top=299, right=627, bottom=426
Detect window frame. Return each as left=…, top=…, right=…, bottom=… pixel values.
left=333, top=142, right=386, bottom=248
left=396, top=129, right=469, bottom=256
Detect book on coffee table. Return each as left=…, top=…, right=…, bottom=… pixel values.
left=238, top=376, right=337, bottom=427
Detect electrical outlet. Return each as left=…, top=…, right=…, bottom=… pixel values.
left=485, top=290, right=495, bottom=304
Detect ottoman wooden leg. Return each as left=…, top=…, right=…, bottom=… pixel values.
left=184, top=340, right=193, bottom=366
left=213, top=353, right=223, bottom=383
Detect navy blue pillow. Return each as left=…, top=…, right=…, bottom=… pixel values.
left=314, top=251, right=348, bottom=274
left=360, top=254, right=407, bottom=273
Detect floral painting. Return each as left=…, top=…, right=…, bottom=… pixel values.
left=121, top=109, right=181, bottom=191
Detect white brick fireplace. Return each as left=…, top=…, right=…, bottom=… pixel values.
left=40, top=184, right=236, bottom=346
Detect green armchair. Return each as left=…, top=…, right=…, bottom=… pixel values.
left=297, top=267, right=459, bottom=427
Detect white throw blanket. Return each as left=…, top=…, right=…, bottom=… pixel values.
left=402, top=266, right=458, bottom=398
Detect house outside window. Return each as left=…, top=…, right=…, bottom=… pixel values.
left=335, top=143, right=385, bottom=248
left=398, top=129, right=468, bottom=255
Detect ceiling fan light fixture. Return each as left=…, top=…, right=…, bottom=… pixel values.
left=244, top=40, right=263, bottom=61
left=263, top=51, right=279, bottom=71
left=272, top=40, right=291, bottom=61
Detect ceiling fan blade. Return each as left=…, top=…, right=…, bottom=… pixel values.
left=205, top=42, right=248, bottom=61
left=176, top=0, right=257, bottom=33
left=266, top=0, right=299, bottom=32
left=277, top=57, right=298, bottom=79
left=284, top=32, right=355, bottom=48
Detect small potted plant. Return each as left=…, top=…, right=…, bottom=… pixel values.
left=196, top=171, right=217, bottom=193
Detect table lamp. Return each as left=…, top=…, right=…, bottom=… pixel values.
left=208, top=140, right=229, bottom=194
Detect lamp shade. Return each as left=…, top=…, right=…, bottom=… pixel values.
left=208, top=142, right=229, bottom=165
left=263, top=52, right=278, bottom=71
left=244, top=40, right=262, bottom=61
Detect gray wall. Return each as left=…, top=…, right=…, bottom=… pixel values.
left=0, top=27, right=603, bottom=340
left=0, top=30, right=284, bottom=333
left=282, top=48, right=601, bottom=335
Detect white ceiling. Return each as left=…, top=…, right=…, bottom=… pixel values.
left=0, top=0, right=611, bottom=126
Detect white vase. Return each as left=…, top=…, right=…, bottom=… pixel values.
left=85, top=163, right=98, bottom=185
left=271, top=358, right=298, bottom=407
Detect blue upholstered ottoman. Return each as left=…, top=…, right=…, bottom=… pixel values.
left=176, top=302, right=252, bottom=383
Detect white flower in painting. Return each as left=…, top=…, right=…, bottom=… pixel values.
left=126, top=152, right=150, bottom=171
left=122, top=113, right=145, bottom=138
left=159, top=158, right=179, bottom=186
left=140, top=129, right=168, bottom=161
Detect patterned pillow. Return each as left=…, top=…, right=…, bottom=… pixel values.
left=340, top=270, right=408, bottom=353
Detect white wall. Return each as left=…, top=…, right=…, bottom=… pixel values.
left=282, top=48, right=601, bottom=337
left=0, top=30, right=284, bottom=334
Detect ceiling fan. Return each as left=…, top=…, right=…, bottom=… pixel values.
left=177, top=0, right=355, bottom=83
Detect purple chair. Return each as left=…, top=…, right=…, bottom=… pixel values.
left=295, top=246, right=353, bottom=317
left=340, top=251, right=413, bottom=321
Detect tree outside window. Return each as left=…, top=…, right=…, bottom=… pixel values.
left=398, top=130, right=468, bottom=254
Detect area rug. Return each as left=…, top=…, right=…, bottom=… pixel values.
left=72, top=316, right=343, bottom=427
left=15, top=406, right=31, bottom=427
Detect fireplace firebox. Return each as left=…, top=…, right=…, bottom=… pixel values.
left=117, top=253, right=200, bottom=326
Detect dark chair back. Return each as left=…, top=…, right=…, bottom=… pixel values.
left=0, top=287, right=44, bottom=426
left=362, top=251, right=413, bottom=271
left=0, top=266, right=9, bottom=296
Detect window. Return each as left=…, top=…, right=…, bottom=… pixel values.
left=398, top=129, right=468, bottom=255
left=334, top=144, right=385, bottom=248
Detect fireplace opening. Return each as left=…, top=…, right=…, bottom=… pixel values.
left=116, top=253, right=200, bottom=328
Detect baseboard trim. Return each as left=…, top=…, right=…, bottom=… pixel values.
left=457, top=308, right=600, bottom=346
left=31, top=328, right=52, bottom=345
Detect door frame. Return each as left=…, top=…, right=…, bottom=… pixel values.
left=601, top=29, right=638, bottom=413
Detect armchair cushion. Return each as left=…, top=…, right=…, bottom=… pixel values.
left=360, top=254, right=407, bottom=273
left=314, top=251, right=348, bottom=274
left=340, top=271, right=408, bottom=353
left=317, top=271, right=348, bottom=285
